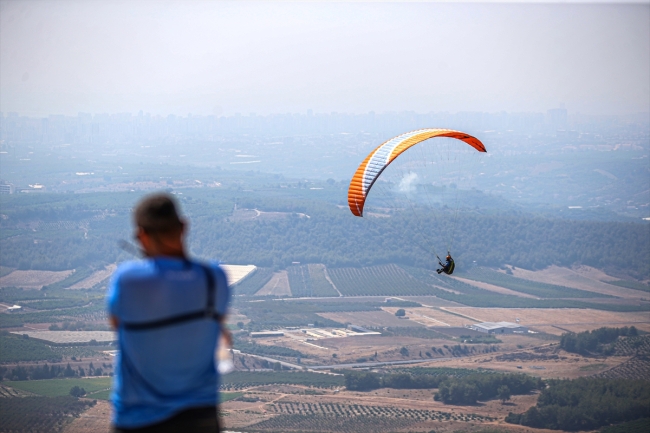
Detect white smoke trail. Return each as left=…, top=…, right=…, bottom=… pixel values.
left=397, top=172, right=418, bottom=194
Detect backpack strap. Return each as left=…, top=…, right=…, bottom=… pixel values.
left=121, top=262, right=223, bottom=331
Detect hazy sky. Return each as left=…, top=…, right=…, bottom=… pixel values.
left=1, top=1, right=648, bottom=116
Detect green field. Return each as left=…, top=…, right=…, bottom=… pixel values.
left=328, top=264, right=433, bottom=296
left=0, top=332, right=63, bottom=362
left=232, top=267, right=274, bottom=296
left=5, top=378, right=243, bottom=403
left=220, top=391, right=244, bottom=403
left=606, top=280, right=650, bottom=293
left=6, top=377, right=112, bottom=397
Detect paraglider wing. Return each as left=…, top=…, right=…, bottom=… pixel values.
left=348, top=129, right=486, bottom=217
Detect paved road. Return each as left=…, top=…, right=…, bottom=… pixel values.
left=235, top=349, right=454, bottom=371
left=309, top=357, right=453, bottom=370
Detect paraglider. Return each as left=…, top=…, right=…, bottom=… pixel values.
left=437, top=254, right=455, bottom=275
left=347, top=128, right=486, bottom=274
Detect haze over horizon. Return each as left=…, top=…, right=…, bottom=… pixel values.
left=1, top=1, right=648, bottom=117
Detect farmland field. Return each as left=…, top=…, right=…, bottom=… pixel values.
left=12, top=330, right=116, bottom=344
left=232, top=267, right=274, bottom=296
left=594, top=355, right=650, bottom=381
left=451, top=276, right=538, bottom=299
left=220, top=386, right=545, bottom=432
left=0, top=396, right=95, bottom=433
left=1, top=379, right=242, bottom=402
left=255, top=401, right=494, bottom=431
left=304, top=264, right=340, bottom=297
left=0, top=384, right=32, bottom=397
left=0, top=269, right=73, bottom=289
left=443, top=307, right=650, bottom=334
left=380, top=307, right=471, bottom=327
left=60, top=400, right=111, bottom=433
left=5, top=377, right=112, bottom=397
left=317, top=310, right=424, bottom=328
left=459, top=267, right=610, bottom=299
left=607, top=280, right=650, bottom=293
left=510, top=265, right=649, bottom=298
left=327, top=264, right=432, bottom=296
left=256, top=270, right=291, bottom=296
left=287, top=265, right=318, bottom=297
left=67, top=264, right=116, bottom=289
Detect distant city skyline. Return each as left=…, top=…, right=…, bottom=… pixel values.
left=1, top=1, right=649, bottom=117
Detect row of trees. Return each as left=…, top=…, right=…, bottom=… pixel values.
left=3, top=191, right=648, bottom=279
left=196, top=204, right=650, bottom=278
left=2, top=362, right=110, bottom=381
left=560, top=326, right=639, bottom=356
left=506, top=378, right=650, bottom=431
left=343, top=370, right=542, bottom=405
left=434, top=374, right=543, bottom=405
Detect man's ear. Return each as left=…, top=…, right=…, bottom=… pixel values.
left=136, top=226, right=148, bottom=243
left=136, top=227, right=154, bottom=253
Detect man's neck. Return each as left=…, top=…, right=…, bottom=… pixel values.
left=146, top=250, right=186, bottom=259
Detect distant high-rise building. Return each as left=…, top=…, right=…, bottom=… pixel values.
left=0, top=181, right=15, bottom=194
left=547, top=108, right=568, bottom=131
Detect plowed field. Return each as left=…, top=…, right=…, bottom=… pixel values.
left=256, top=271, right=291, bottom=296
left=511, top=265, right=647, bottom=298
left=0, top=270, right=73, bottom=289
left=444, top=307, right=650, bottom=334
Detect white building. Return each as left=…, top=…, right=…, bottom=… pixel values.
left=250, top=331, right=284, bottom=338
left=0, top=182, right=15, bottom=194
left=470, top=321, right=528, bottom=334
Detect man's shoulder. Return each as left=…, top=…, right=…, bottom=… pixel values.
left=114, top=260, right=154, bottom=279
left=198, top=261, right=228, bottom=284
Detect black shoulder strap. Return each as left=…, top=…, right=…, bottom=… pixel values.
left=121, top=262, right=223, bottom=331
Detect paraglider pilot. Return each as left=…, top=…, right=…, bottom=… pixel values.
left=437, top=254, right=455, bottom=275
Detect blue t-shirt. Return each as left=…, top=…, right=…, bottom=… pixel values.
left=107, top=257, right=230, bottom=429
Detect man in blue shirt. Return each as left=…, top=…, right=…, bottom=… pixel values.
left=107, top=193, right=231, bottom=432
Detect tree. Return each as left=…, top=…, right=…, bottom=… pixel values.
left=70, top=386, right=86, bottom=398
left=344, top=372, right=381, bottom=391
left=395, top=309, right=406, bottom=317
left=399, top=347, right=409, bottom=356
left=498, top=385, right=511, bottom=404
left=64, top=363, right=75, bottom=378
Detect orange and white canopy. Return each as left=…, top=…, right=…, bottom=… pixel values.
left=348, top=128, right=486, bottom=217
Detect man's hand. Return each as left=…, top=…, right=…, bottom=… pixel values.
left=109, top=315, right=119, bottom=329
left=221, top=322, right=233, bottom=348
